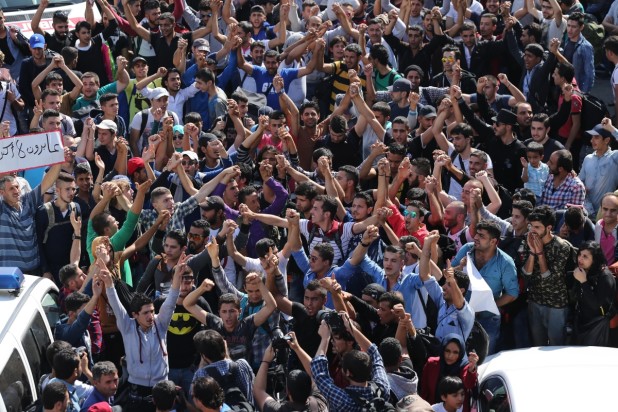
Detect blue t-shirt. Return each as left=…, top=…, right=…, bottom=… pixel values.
left=252, top=23, right=276, bottom=41
left=251, top=66, right=299, bottom=109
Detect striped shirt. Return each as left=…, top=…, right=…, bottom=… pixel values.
left=0, top=185, right=43, bottom=272
left=329, top=61, right=367, bottom=111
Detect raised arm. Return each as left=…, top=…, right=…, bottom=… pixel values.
left=183, top=278, right=215, bottom=324
left=31, top=0, right=48, bottom=36
left=121, top=0, right=152, bottom=41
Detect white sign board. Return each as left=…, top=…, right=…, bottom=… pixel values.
left=0, top=131, right=64, bottom=174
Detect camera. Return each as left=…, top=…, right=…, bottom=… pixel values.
left=317, top=310, right=346, bottom=333
left=272, top=334, right=293, bottom=350
left=74, top=346, right=87, bottom=357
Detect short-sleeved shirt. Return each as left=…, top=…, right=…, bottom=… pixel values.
left=557, top=92, right=582, bottom=139
left=291, top=302, right=321, bottom=357
left=129, top=109, right=180, bottom=154
left=299, top=219, right=356, bottom=265
left=72, top=82, right=119, bottom=116
left=206, top=313, right=257, bottom=362
left=0, top=185, right=43, bottom=272
left=248, top=65, right=299, bottom=109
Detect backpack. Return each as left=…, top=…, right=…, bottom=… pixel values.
left=344, top=382, right=396, bottom=412
left=417, top=289, right=439, bottom=333
left=582, top=13, right=605, bottom=65
left=576, top=91, right=610, bottom=135
left=307, top=220, right=346, bottom=265
left=41, top=202, right=77, bottom=244
left=137, top=108, right=151, bottom=139
left=204, top=362, right=256, bottom=412
left=461, top=320, right=490, bottom=365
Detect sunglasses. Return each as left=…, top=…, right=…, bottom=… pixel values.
left=187, top=233, right=204, bottom=240
left=68, top=146, right=78, bottom=152
left=181, top=275, right=194, bottom=283
left=173, top=134, right=184, bottom=140
left=403, top=210, right=418, bottom=218
left=200, top=13, right=213, bottom=18
left=441, top=57, right=455, bottom=63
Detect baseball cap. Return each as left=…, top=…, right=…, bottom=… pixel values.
left=200, top=196, right=225, bottom=212
left=194, top=38, right=210, bottom=52
left=418, top=105, right=437, bottom=119
left=87, top=402, right=113, bottom=412
left=127, top=157, right=145, bottom=176
left=388, top=78, right=412, bottom=93
left=258, top=106, right=274, bottom=116
left=29, top=33, right=45, bottom=49
left=131, top=56, right=147, bottom=67
left=361, top=283, right=386, bottom=301
left=96, top=119, right=118, bottom=133
left=492, top=108, right=518, bottom=126
left=181, top=150, right=199, bottom=162
left=150, top=87, right=169, bottom=100
left=524, top=43, right=544, bottom=58
left=585, top=124, right=613, bottom=139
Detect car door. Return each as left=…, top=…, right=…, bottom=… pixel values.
left=478, top=375, right=512, bottom=412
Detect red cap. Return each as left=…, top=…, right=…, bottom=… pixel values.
left=87, top=402, right=113, bottom=412
left=127, top=157, right=145, bottom=177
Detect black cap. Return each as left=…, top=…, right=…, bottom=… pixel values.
left=131, top=56, right=147, bottom=67
left=418, top=105, right=437, bottom=118
left=492, top=108, right=518, bottom=126
left=361, top=283, right=386, bottom=300
left=524, top=43, right=544, bottom=58
left=200, top=196, right=225, bottom=212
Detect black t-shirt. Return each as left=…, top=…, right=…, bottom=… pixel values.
left=206, top=312, right=257, bottom=363
left=44, top=31, right=73, bottom=55
left=166, top=300, right=209, bottom=369
left=291, top=302, right=321, bottom=357
left=314, top=132, right=361, bottom=171
left=150, top=32, right=193, bottom=70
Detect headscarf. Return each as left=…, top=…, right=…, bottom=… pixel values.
left=435, top=333, right=469, bottom=403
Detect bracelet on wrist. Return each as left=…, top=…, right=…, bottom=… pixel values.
left=360, top=241, right=370, bottom=247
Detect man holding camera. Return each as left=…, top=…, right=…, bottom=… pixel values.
left=311, top=315, right=391, bottom=411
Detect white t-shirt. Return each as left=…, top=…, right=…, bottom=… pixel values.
left=299, top=219, right=356, bottom=265
left=129, top=109, right=180, bottom=154
left=432, top=402, right=463, bottom=412
left=210, top=226, right=240, bottom=288
left=446, top=0, right=484, bottom=25
left=0, top=81, right=20, bottom=136
left=244, top=252, right=290, bottom=278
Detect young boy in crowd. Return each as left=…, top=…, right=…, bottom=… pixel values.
left=521, top=142, right=550, bottom=203
left=432, top=376, right=466, bottom=412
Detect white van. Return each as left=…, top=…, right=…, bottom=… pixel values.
left=0, top=274, right=60, bottom=412
left=3, top=0, right=97, bottom=38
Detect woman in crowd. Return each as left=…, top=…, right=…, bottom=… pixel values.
left=420, top=333, right=478, bottom=412
left=572, top=241, right=616, bottom=346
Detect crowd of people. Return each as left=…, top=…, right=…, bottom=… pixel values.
left=1, top=0, right=618, bottom=410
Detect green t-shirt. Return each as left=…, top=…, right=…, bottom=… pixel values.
left=374, top=69, right=402, bottom=92
left=72, top=81, right=119, bottom=113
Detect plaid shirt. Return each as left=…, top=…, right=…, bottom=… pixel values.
left=193, top=359, right=255, bottom=405
left=540, top=173, right=586, bottom=210
left=140, top=196, right=199, bottom=255
left=311, top=344, right=390, bottom=412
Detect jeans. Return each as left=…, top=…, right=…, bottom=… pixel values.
left=477, top=312, right=501, bottom=355
left=528, top=301, right=568, bottom=346
left=168, top=367, right=194, bottom=400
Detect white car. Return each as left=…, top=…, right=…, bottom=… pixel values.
left=476, top=346, right=618, bottom=412
left=0, top=274, right=59, bottom=412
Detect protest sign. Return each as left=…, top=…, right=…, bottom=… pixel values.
left=0, top=131, right=64, bottom=174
